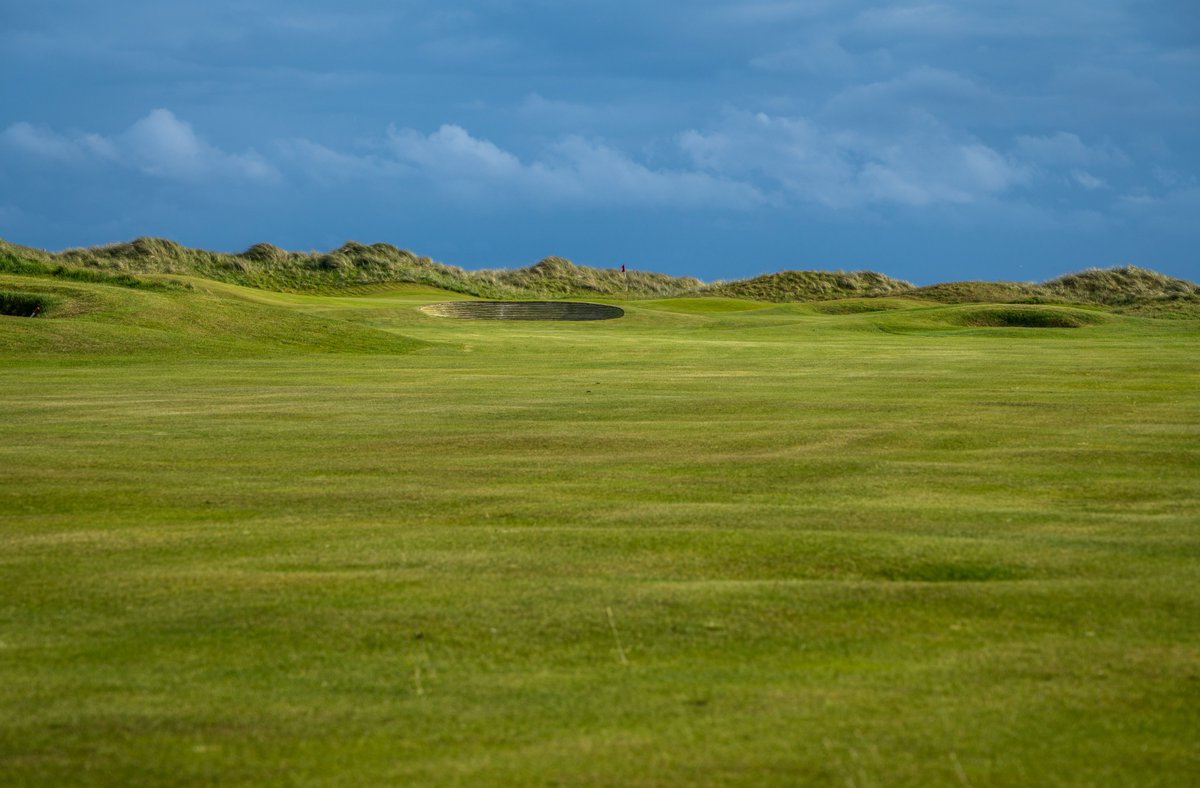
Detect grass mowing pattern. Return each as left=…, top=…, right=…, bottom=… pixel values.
left=1, top=271, right=1197, bottom=784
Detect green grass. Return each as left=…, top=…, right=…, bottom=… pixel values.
left=1, top=266, right=1198, bottom=785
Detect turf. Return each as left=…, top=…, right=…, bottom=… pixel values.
left=1, top=272, right=1198, bottom=786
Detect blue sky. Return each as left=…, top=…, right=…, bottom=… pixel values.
left=2, top=1, right=1197, bottom=283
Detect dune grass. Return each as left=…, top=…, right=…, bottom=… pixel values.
left=1, top=267, right=1198, bottom=785
left=9, top=236, right=1200, bottom=315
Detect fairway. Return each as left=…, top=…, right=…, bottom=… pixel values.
left=2, top=276, right=1198, bottom=785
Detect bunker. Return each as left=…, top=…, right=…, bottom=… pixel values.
left=421, top=301, right=623, bottom=321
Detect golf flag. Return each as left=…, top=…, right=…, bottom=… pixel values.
left=621, top=264, right=626, bottom=273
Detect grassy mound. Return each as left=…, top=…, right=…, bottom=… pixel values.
left=0, top=251, right=174, bottom=291
left=53, top=237, right=507, bottom=297
left=0, top=271, right=428, bottom=358
left=911, top=280, right=1044, bottom=304
left=476, top=256, right=700, bottom=298
left=703, top=270, right=914, bottom=302
left=41, top=238, right=699, bottom=299
left=6, top=236, right=1199, bottom=318
left=1044, top=265, right=1200, bottom=304
left=952, top=305, right=1108, bottom=328
left=912, top=267, right=1200, bottom=318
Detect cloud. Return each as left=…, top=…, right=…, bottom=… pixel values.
left=821, top=67, right=989, bottom=122
left=1017, top=130, right=1128, bottom=167
left=679, top=110, right=1028, bottom=208
left=370, top=124, right=765, bottom=208
left=1, top=109, right=278, bottom=183
left=851, top=1, right=1126, bottom=38
left=1071, top=170, right=1106, bottom=190
left=122, top=109, right=277, bottom=181
left=1, top=122, right=116, bottom=163
left=387, top=124, right=521, bottom=180
left=274, top=138, right=404, bottom=184
left=750, top=35, right=862, bottom=75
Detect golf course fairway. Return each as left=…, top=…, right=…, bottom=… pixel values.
left=1, top=273, right=1197, bottom=785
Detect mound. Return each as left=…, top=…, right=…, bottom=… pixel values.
left=952, top=306, right=1107, bottom=328
left=912, top=280, right=1043, bottom=304
left=1044, top=265, right=1200, bottom=305
left=476, top=256, right=701, bottom=299
left=704, top=270, right=913, bottom=302
left=239, top=242, right=289, bottom=263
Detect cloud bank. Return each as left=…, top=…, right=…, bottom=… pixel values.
left=2, top=109, right=278, bottom=183
left=6, top=108, right=1147, bottom=215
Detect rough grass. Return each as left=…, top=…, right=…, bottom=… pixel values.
left=476, top=256, right=701, bottom=298
left=8, top=237, right=1199, bottom=314
left=1045, top=265, right=1200, bottom=304
left=1, top=273, right=1197, bottom=785
left=910, top=280, right=1044, bottom=304
left=0, top=289, right=50, bottom=317
left=46, top=238, right=699, bottom=299
left=912, top=267, right=1200, bottom=315
left=702, top=269, right=914, bottom=301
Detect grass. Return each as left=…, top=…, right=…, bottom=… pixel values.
left=17, top=236, right=1198, bottom=311
left=0, top=289, right=51, bottom=317
left=702, top=269, right=914, bottom=301
left=0, top=256, right=1198, bottom=785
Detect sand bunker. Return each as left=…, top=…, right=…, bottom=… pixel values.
left=421, top=301, right=624, bottom=321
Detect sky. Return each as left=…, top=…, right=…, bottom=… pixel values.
left=1, top=1, right=1198, bottom=284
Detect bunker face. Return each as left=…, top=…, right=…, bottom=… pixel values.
left=421, top=301, right=624, bottom=321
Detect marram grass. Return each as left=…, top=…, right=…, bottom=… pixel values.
left=0, top=268, right=1198, bottom=786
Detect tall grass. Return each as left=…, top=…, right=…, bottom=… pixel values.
left=475, top=256, right=701, bottom=298
left=4, top=236, right=1199, bottom=313
left=49, top=238, right=699, bottom=299
left=702, top=269, right=914, bottom=301
left=0, top=290, right=49, bottom=317
left=0, top=252, right=176, bottom=291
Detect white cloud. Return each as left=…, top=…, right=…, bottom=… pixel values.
left=1, top=110, right=278, bottom=183
left=1, top=122, right=116, bottom=163
left=274, top=138, right=404, bottom=184
left=377, top=124, right=763, bottom=208
left=750, top=35, right=860, bottom=75
left=1015, top=131, right=1128, bottom=167
left=679, top=110, right=1028, bottom=208
left=822, top=67, right=988, bottom=121
left=1071, top=170, right=1105, bottom=190
left=122, top=109, right=277, bottom=181
left=388, top=124, right=521, bottom=180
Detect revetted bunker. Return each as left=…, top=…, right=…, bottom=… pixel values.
left=420, top=301, right=624, bottom=321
